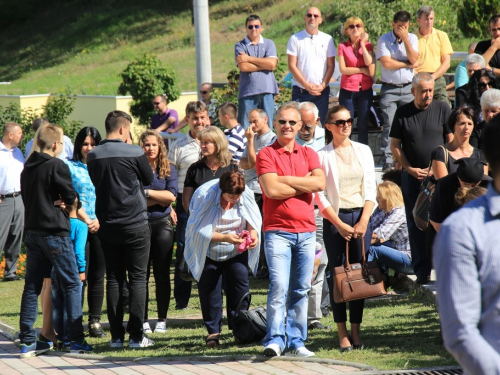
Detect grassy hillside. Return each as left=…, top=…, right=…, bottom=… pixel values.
left=0, top=0, right=474, bottom=95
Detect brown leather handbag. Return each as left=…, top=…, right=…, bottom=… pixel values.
left=333, top=239, right=387, bottom=303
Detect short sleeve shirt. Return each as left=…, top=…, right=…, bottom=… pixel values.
left=430, top=146, right=485, bottom=174
left=286, top=30, right=337, bottom=88
left=414, top=28, right=453, bottom=73
left=256, top=140, right=321, bottom=232
left=242, top=130, right=276, bottom=194
left=184, top=160, right=239, bottom=193
left=167, top=132, right=201, bottom=194
left=64, top=160, right=97, bottom=220
left=376, top=30, right=418, bottom=84
left=151, top=109, right=179, bottom=132
left=390, top=100, right=452, bottom=168
left=235, top=36, right=279, bottom=98
left=224, top=124, right=248, bottom=161
left=0, top=141, right=24, bottom=194
left=338, top=40, right=374, bottom=91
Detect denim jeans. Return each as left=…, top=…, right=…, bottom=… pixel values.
left=379, top=84, right=413, bottom=165
left=401, top=170, right=431, bottom=279
left=99, top=224, right=150, bottom=342
left=292, top=85, right=330, bottom=127
left=263, top=230, right=315, bottom=352
left=173, top=194, right=192, bottom=307
left=238, top=93, right=275, bottom=130
left=368, top=244, right=414, bottom=275
left=20, top=230, right=85, bottom=344
left=339, top=88, right=373, bottom=145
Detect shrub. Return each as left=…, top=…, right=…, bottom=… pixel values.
left=118, top=53, right=180, bottom=126
left=458, top=0, right=500, bottom=39
left=0, top=102, right=37, bottom=154
left=43, top=93, right=83, bottom=142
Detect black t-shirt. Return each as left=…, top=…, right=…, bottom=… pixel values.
left=430, top=146, right=485, bottom=174
left=470, top=120, right=486, bottom=150
left=455, top=83, right=470, bottom=108
left=390, top=100, right=452, bottom=168
left=475, top=40, right=500, bottom=68
left=429, top=173, right=460, bottom=224
left=184, top=159, right=239, bottom=192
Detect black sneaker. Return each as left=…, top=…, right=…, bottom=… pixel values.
left=88, top=319, right=107, bottom=338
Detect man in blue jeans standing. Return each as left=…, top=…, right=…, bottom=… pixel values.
left=20, top=124, right=91, bottom=357
left=256, top=103, right=325, bottom=358
left=88, top=111, right=154, bottom=348
left=235, top=14, right=279, bottom=129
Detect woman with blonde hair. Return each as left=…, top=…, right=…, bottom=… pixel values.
left=182, top=126, right=238, bottom=213
left=338, top=17, right=375, bottom=145
left=139, top=129, right=177, bottom=334
left=368, top=181, right=412, bottom=275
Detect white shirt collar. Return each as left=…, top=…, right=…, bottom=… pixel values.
left=245, top=35, right=264, bottom=45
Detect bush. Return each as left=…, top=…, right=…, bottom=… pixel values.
left=0, top=103, right=37, bottom=154
left=458, top=0, right=500, bottom=39
left=118, top=53, right=180, bottom=126
left=43, top=93, right=83, bottom=142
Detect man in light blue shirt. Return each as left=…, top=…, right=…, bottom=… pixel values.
left=296, top=102, right=325, bottom=151
left=25, top=118, right=74, bottom=160
left=376, top=11, right=419, bottom=170
left=235, top=14, right=279, bottom=129
left=434, top=118, right=500, bottom=374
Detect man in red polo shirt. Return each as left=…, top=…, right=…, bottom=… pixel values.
left=256, top=103, right=325, bottom=358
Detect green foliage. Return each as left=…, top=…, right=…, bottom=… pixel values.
left=42, top=94, right=83, bottom=141
left=458, top=0, right=500, bottom=38
left=0, top=103, right=37, bottom=153
left=118, top=53, right=180, bottom=125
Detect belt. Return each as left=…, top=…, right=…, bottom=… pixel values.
left=293, top=85, right=326, bottom=94
left=0, top=191, right=21, bottom=199
left=339, top=207, right=362, bottom=213
left=382, top=82, right=411, bottom=88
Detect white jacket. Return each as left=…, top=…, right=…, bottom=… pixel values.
left=315, top=141, right=377, bottom=216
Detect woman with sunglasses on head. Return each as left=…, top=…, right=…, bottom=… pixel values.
left=316, top=105, right=377, bottom=352
left=468, top=69, right=500, bottom=121
left=139, top=130, right=178, bottom=334
left=338, top=17, right=375, bottom=145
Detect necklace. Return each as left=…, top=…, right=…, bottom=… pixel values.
left=206, top=160, right=220, bottom=176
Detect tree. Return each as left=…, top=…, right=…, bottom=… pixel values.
left=118, top=53, right=180, bottom=125
left=458, top=0, right=500, bottom=39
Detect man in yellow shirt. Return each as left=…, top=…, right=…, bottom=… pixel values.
left=414, top=6, right=453, bottom=106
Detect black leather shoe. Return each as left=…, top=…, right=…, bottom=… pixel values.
left=353, top=343, right=366, bottom=350
left=321, top=307, right=331, bottom=317
left=416, top=276, right=432, bottom=285
left=3, top=276, right=23, bottom=282
left=308, top=321, right=331, bottom=330
left=340, top=345, right=352, bottom=352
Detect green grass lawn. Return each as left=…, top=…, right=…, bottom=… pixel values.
left=0, top=268, right=458, bottom=370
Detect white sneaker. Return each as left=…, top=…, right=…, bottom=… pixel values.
left=109, top=338, right=123, bottom=348
left=154, top=321, right=167, bottom=333
left=290, top=346, right=315, bottom=357
left=129, top=336, right=155, bottom=348
left=143, top=322, right=152, bottom=334
left=263, top=343, right=282, bottom=357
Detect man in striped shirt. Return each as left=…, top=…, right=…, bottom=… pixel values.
left=219, top=102, right=247, bottom=162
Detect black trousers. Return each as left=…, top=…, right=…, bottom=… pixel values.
left=173, top=193, right=192, bottom=307
left=83, top=231, right=105, bottom=320
left=99, top=224, right=150, bottom=341
left=144, top=215, right=174, bottom=321
left=323, top=209, right=373, bottom=324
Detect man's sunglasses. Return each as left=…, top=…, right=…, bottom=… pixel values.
left=277, top=119, right=300, bottom=126
left=306, top=13, right=320, bottom=18
left=200, top=90, right=209, bottom=95
left=247, top=25, right=260, bottom=30
left=327, top=118, right=354, bottom=127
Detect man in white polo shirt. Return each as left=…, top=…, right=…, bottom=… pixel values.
left=287, top=7, right=336, bottom=124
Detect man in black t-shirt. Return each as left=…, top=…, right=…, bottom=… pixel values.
left=474, top=14, right=500, bottom=77
left=390, top=72, right=452, bottom=284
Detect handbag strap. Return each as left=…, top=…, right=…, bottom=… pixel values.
left=344, top=237, right=366, bottom=268
left=439, top=145, right=449, bottom=171
left=235, top=291, right=251, bottom=313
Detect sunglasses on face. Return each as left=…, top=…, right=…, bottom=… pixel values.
left=200, top=90, right=209, bottom=94
left=327, top=118, right=354, bottom=127
left=247, top=25, right=260, bottom=30
left=153, top=102, right=162, bottom=105
left=306, top=13, right=320, bottom=18
left=277, top=119, right=299, bottom=126
left=348, top=24, right=363, bottom=30
left=479, top=82, right=494, bottom=90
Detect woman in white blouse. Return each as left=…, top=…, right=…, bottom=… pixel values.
left=316, top=105, right=377, bottom=352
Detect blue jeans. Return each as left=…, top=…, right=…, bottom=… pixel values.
left=368, top=244, right=414, bottom=275
left=173, top=194, right=192, bottom=307
left=263, top=230, right=315, bottom=352
left=238, top=93, right=275, bottom=130
left=339, top=88, right=373, bottom=145
left=292, top=86, right=330, bottom=126
left=401, top=170, right=431, bottom=279
left=20, top=230, right=85, bottom=344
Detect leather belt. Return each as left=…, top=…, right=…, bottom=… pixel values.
left=382, top=82, right=411, bottom=88
left=339, top=207, right=362, bottom=213
left=0, top=191, right=21, bottom=199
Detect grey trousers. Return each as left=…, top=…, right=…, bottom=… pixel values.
left=0, top=195, right=24, bottom=279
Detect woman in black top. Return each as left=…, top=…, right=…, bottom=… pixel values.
left=468, top=69, right=500, bottom=122
left=182, top=127, right=238, bottom=213
left=139, top=130, right=178, bottom=334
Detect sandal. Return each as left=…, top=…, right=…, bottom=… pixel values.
left=205, top=333, right=220, bottom=348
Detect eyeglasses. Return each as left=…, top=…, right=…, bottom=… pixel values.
left=200, top=90, right=209, bottom=95
left=200, top=141, right=215, bottom=146
left=306, top=13, right=320, bottom=18
left=348, top=24, right=363, bottom=30
left=153, top=102, right=162, bottom=105
left=277, top=119, right=300, bottom=126
left=478, top=81, right=494, bottom=90
left=327, top=118, right=354, bottom=127
left=247, top=25, right=260, bottom=30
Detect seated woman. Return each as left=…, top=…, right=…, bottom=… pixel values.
left=470, top=89, right=500, bottom=151
left=468, top=69, right=500, bottom=122
left=368, top=181, right=413, bottom=275
left=184, top=171, right=261, bottom=348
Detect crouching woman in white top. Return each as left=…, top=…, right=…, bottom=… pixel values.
left=316, top=105, right=377, bottom=352
left=184, top=170, right=261, bottom=348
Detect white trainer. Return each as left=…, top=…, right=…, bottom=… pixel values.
left=129, top=336, right=155, bottom=348
left=263, top=343, right=282, bottom=357
left=290, top=346, right=315, bottom=357
left=154, top=321, right=167, bottom=333
left=142, top=322, right=152, bottom=334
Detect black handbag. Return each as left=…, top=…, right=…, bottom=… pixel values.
left=232, top=292, right=267, bottom=344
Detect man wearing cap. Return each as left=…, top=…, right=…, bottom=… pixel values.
left=430, top=158, right=490, bottom=232
left=433, top=118, right=500, bottom=373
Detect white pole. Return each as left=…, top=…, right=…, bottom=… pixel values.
left=193, top=0, right=212, bottom=100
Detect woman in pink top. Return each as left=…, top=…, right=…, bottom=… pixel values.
left=338, top=17, right=375, bottom=145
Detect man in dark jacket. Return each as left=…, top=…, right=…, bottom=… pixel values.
left=87, top=111, right=154, bottom=348
left=20, top=124, right=91, bottom=358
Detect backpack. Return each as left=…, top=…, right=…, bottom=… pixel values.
left=232, top=292, right=267, bottom=344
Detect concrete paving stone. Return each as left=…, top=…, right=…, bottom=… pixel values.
left=147, top=360, right=199, bottom=375
left=241, top=361, right=291, bottom=374
left=327, top=364, right=363, bottom=372
left=212, top=360, right=253, bottom=374
left=235, top=360, right=275, bottom=375
left=176, top=360, right=222, bottom=375
left=273, top=360, right=323, bottom=375
left=96, top=361, right=143, bottom=375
